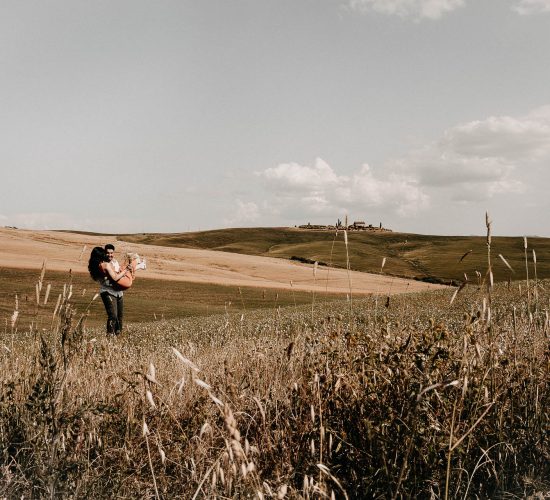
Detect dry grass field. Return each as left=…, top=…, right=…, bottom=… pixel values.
left=0, top=226, right=444, bottom=331
left=0, top=267, right=347, bottom=330
left=0, top=227, right=443, bottom=295
left=1, top=225, right=549, bottom=498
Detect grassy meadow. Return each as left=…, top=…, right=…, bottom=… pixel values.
left=119, top=227, right=550, bottom=284
left=1, top=228, right=549, bottom=498
left=0, top=267, right=341, bottom=331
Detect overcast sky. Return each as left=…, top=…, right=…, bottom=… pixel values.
left=2, top=0, right=550, bottom=236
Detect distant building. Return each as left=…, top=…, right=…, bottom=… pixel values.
left=297, top=219, right=391, bottom=232
left=298, top=223, right=328, bottom=230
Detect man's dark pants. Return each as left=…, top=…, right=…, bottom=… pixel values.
left=100, top=292, right=124, bottom=335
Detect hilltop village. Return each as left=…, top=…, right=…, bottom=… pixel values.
left=297, top=219, right=391, bottom=232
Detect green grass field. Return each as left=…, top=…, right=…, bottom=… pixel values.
left=0, top=267, right=343, bottom=331
left=119, top=227, right=550, bottom=283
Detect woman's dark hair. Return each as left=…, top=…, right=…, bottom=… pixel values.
left=88, top=246, right=107, bottom=281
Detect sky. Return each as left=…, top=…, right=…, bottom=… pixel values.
left=1, top=0, right=550, bottom=236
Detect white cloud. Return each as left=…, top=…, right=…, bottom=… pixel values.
left=391, top=106, right=550, bottom=201
left=344, top=165, right=429, bottom=216
left=259, top=159, right=428, bottom=219
left=223, top=200, right=260, bottom=227
left=347, top=0, right=550, bottom=18
left=443, top=111, right=550, bottom=160
left=262, top=158, right=343, bottom=192
left=409, top=154, right=515, bottom=186
left=257, top=106, right=550, bottom=222
left=348, top=0, right=465, bottom=20
left=0, top=212, right=139, bottom=233
left=512, top=0, right=550, bottom=15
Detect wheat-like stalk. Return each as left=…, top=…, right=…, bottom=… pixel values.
left=325, top=227, right=339, bottom=295
left=532, top=249, right=539, bottom=311
left=312, top=261, right=318, bottom=322
left=43, top=284, right=51, bottom=305
left=524, top=236, right=530, bottom=310
left=343, top=230, right=353, bottom=314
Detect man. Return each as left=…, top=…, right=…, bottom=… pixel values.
left=100, top=243, right=124, bottom=335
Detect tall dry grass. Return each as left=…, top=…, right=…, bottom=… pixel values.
left=1, top=253, right=549, bottom=498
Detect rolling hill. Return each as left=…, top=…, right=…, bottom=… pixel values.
left=120, top=227, right=550, bottom=283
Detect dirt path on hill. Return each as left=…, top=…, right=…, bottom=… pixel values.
left=0, top=227, right=448, bottom=295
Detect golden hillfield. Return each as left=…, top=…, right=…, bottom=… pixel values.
left=0, top=225, right=549, bottom=498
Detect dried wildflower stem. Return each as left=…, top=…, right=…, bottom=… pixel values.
left=238, top=287, right=246, bottom=312
left=532, top=249, right=538, bottom=312
left=191, top=457, right=222, bottom=500
left=343, top=230, right=353, bottom=315
left=524, top=236, right=530, bottom=310
left=316, top=375, right=324, bottom=485
left=325, top=228, right=338, bottom=295
left=486, top=212, right=496, bottom=394
left=289, top=280, right=297, bottom=310
left=450, top=402, right=495, bottom=452
left=143, top=422, right=160, bottom=500
left=312, top=261, right=318, bottom=322
left=485, top=212, right=492, bottom=304
left=374, top=257, right=387, bottom=326
left=392, top=414, right=417, bottom=500
left=444, top=400, right=458, bottom=500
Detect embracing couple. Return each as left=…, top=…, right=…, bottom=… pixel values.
left=88, top=244, right=147, bottom=336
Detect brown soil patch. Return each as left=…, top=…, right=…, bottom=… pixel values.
left=0, top=227, right=447, bottom=295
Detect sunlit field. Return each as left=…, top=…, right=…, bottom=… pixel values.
left=0, top=267, right=345, bottom=331
left=1, top=262, right=548, bottom=498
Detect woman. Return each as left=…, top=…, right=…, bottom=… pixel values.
left=88, top=247, right=146, bottom=288
left=88, top=247, right=145, bottom=335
